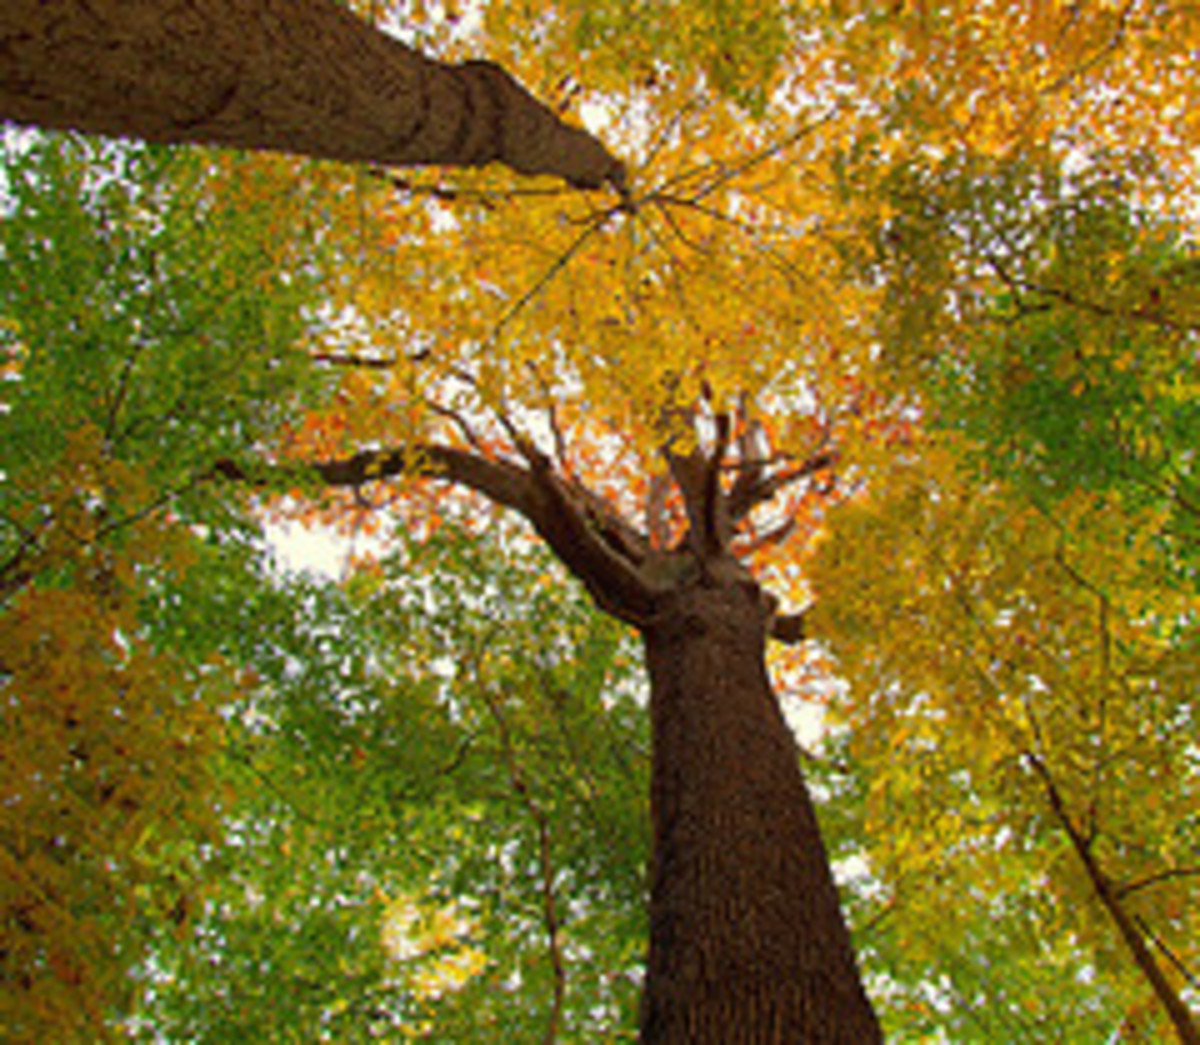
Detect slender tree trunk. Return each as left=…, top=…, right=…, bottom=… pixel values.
left=0, top=0, right=623, bottom=189
left=1030, top=756, right=1200, bottom=1044
left=639, top=564, right=881, bottom=1043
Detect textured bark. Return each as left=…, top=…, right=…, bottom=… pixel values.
left=0, top=0, right=624, bottom=188
left=639, top=559, right=881, bottom=1044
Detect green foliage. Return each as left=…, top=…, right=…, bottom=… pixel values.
left=136, top=525, right=649, bottom=1041
left=0, top=135, right=322, bottom=511
left=824, top=746, right=1132, bottom=1042
left=809, top=148, right=1198, bottom=1042
left=486, top=0, right=792, bottom=113
left=0, top=133, right=329, bottom=1040
left=812, top=428, right=1198, bottom=1039
left=924, top=210, right=1198, bottom=581
left=815, top=470, right=1197, bottom=1038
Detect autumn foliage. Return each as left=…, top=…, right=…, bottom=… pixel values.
left=2, top=0, right=1197, bottom=1040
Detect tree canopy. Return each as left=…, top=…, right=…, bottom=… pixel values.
left=2, top=1, right=1197, bottom=1040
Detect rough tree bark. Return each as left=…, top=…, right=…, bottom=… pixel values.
left=264, top=424, right=884, bottom=1042
left=0, top=0, right=625, bottom=189
left=640, top=564, right=881, bottom=1042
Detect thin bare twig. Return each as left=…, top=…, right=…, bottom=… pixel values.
left=311, top=351, right=399, bottom=369
left=484, top=213, right=613, bottom=350
left=687, top=109, right=840, bottom=205
left=526, top=360, right=571, bottom=468
left=1117, top=867, right=1200, bottom=901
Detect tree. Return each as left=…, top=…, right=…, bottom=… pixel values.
left=0, top=0, right=624, bottom=190
left=810, top=170, right=1198, bottom=1040
left=218, top=406, right=884, bottom=1042
left=5, top=0, right=1198, bottom=1040
left=814, top=443, right=1198, bottom=1040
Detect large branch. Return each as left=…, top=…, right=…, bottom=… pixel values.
left=665, top=426, right=732, bottom=561
left=316, top=444, right=538, bottom=516
left=216, top=442, right=659, bottom=624
left=0, top=0, right=625, bottom=189
left=518, top=449, right=662, bottom=626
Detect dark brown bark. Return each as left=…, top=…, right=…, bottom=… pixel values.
left=639, top=557, right=881, bottom=1043
left=1030, top=755, right=1200, bottom=1044
left=0, top=0, right=624, bottom=189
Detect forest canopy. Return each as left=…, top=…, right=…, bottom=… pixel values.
left=1, top=1, right=1197, bottom=1041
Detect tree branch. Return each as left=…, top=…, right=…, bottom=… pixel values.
left=1, top=0, right=626, bottom=191
left=726, top=410, right=770, bottom=514
left=661, top=403, right=734, bottom=563
left=666, top=449, right=716, bottom=559
left=737, top=513, right=798, bottom=557
left=645, top=470, right=673, bottom=551
left=986, top=251, right=1197, bottom=336
left=215, top=442, right=661, bottom=626
left=1027, top=753, right=1200, bottom=1044
left=728, top=450, right=836, bottom=522
left=1117, top=867, right=1200, bottom=901
left=519, top=448, right=661, bottom=626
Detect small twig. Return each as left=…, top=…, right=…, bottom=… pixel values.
left=650, top=196, right=715, bottom=255
left=426, top=400, right=488, bottom=455
left=484, top=214, right=611, bottom=349
left=1117, top=867, right=1200, bottom=901
left=526, top=361, right=570, bottom=468
left=104, top=337, right=150, bottom=445
left=687, top=109, right=840, bottom=205
left=311, top=351, right=399, bottom=369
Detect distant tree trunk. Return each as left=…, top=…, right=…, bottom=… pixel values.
left=1029, top=756, right=1200, bottom=1045
left=638, top=563, right=882, bottom=1044
left=0, top=0, right=624, bottom=189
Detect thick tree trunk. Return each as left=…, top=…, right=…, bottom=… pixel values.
left=0, top=0, right=623, bottom=189
left=639, top=564, right=881, bottom=1043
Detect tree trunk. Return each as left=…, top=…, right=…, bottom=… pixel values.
left=0, top=0, right=623, bottom=189
left=639, top=563, right=881, bottom=1043
left=1030, top=756, right=1200, bottom=1044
